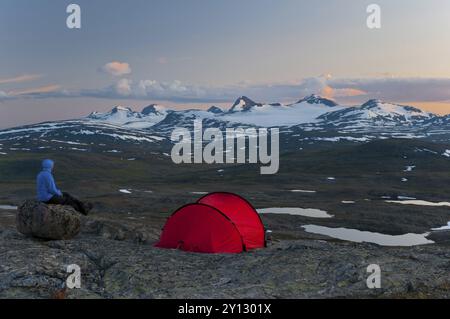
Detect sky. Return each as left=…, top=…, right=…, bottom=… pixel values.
left=1, top=0, right=450, bottom=128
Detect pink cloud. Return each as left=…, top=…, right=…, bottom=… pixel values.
left=0, top=74, right=42, bottom=85
left=8, top=85, right=61, bottom=96
left=101, top=61, right=132, bottom=76
left=320, top=86, right=367, bottom=99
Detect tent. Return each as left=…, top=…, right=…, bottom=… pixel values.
left=155, top=192, right=265, bottom=254
left=198, top=192, right=265, bottom=250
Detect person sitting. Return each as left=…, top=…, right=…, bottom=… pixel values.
left=36, top=159, right=92, bottom=215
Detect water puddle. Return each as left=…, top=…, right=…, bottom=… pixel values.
left=302, top=225, right=434, bottom=246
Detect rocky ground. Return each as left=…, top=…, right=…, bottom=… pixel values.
left=1, top=140, right=450, bottom=299
left=0, top=209, right=449, bottom=299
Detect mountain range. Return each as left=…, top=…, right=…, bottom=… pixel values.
left=77, top=94, right=442, bottom=130
left=1, top=94, right=450, bottom=155
left=84, top=94, right=441, bottom=130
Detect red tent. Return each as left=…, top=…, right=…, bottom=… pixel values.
left=155, top=193, right=265, bottom=254
left=198, top=192, right=265, bottom=250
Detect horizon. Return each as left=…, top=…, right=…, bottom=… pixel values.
left=0, top=93, right=443, bottom=130
left=71, top=94, right=450, bottom=117
left=2, top=0, right=450, bottom=128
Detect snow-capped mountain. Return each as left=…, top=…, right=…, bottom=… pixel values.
left=141, top=104, right=167, bottom=116
left=317, top=99, right=436, bottom=131
left=228, top=96, right=262, bottom=112
left=1, top=95, right=444, bottom=135
left=2, top=94, right=450, bottom=156
left=293, top=94, right=338, bottom=107
left=218, top=95, right=343, bottom=127
left=207, top=106, right=224, bottom=114
left=88, top=104, right=168, bottom=129
left=84, top=94, right=344, bottom=130
left=88, top=106, right=143, bottom=124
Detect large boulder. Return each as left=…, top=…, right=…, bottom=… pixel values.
left=16, top=200, right=81, bottom=240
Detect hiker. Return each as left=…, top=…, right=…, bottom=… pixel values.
left=36, top=159, right=91, bottom=215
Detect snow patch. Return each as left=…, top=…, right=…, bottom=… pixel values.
left=0, top=205, right=17, bottom=210
left=387, top=200, right=450, bottom=207
left=257, top=207, right=333, bottom=218
left=397, top=196, right=416, bottom=200
left=290, top=189, right=317, bottom=193
left=431, top=222, right=450, bottom=231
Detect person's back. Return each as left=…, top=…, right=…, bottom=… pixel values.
left=36, top=159, right=62, bottom=202
left=35, top=159, right=91, bottom=215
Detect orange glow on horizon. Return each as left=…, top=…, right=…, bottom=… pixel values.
left=406, top=101, right=450, bottom=116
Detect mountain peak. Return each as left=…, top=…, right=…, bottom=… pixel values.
left=360, top=99, right=428, bottom=116
left=111, top=106, right=133, bottom=113
left=86, top=105, right=144, bottom=123
left=142, top=104, right=166, bottom=116
left=87, top=111, right=99, bottom=118
left=361, top=99, right=383, bottom=107
left=229, top=96, right=262, bottom=112
left=207, top=106, right=224, bottom=114
left=297, top=94, right=338, bottom=107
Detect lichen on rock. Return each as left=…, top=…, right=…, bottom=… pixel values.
left=16, top=200, right=81, bottom=240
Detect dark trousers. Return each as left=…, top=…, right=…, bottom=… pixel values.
left=45, top=192, right=87, bottom=215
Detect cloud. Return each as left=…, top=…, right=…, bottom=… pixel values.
left=268, top=76, right=450, bottom=104
left=106, top=79, right=228, bottom=103
left=320, top=86, right=367, bottom=99
left=114, top=79, right=132, bottom=96
left=0, top=74, right=42, bottom=85
left=328, top=77, right=450, bottom=103
left=94, top=76, right=367, bottom=103
left=101, top=61, right=132, bottom=76
left=8, top=85, right=61, bottom=96
left=0, top=91, right=9, bottom=101
left=3, top=75, right=450, bottom=109
left=0, top=85, right=65, bottom=102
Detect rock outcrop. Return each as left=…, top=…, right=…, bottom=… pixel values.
left=0, top=204, right=448, bottom=298
left=16, top=200, right=81, bottom=240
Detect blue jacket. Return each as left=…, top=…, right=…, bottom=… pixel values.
left=36, top=159, right=62, bottom=202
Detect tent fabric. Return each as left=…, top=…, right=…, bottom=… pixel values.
left=155, top=203, right=244, bottom=253
left=198, top=192, right=265, bottom=250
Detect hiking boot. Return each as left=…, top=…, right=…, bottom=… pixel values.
left=77, top=202, right=92, bottom=216
left=83, top=202, right=93, bottom=215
